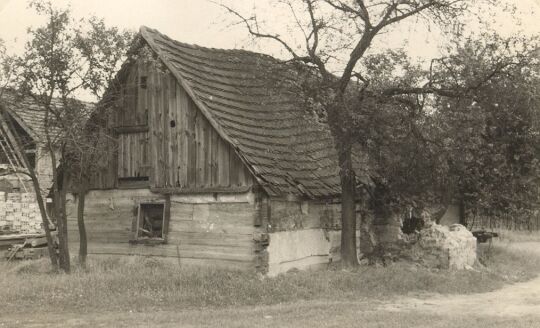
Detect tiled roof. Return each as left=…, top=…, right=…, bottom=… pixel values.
left=140, top=26, right=365, bottom=198
left=0, top=90, right=94, bottom=146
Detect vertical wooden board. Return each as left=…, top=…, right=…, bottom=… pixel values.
left=217, top=137, right=230, bottom=187
left=119, top=83, right=125, bottom=125
left=211, top=128, right=219, bottom=186
left=161, top=72, right=170, bottom=186
left=116, top=134, right=121, bottom=177
left=229, top=146, right=240, bottom=186
left=237, top=151, right=247, bottom=186
left=140, top=132, right=146, bottom=176
left=118, top=134, right=123, bottom=178
left=203, top=118, right=212, bottom=187
left=132, top=134, right=136, bottom=176
left=117, top=134, right=122, bottom=177
left=239, top=164, right=252, bottom=186
left=125, top=134, right=130, bottom=177
left=130, top=134, right=135, bottom=176
left=156, top=70, right=164, bottom=187
left=127, top=134, right=132, bottom=177
left=186, top=97, right=197, bottom=188
left=111, top=134, right=118, bottom=188
left=123, top=135, right=129, bottom=177
left=195, top=111, right=203, bottom=188
left=125, top=65, right=137, bottom=126
left=134, top=134, right=139, bottom=177
left=146, top=67, right=154, bottom=184
left=137, top=60, right=148, bottom=126
left=168, top=74, right=178, bottom=186
left=176, top=83, right=188, bottom=187
left=136, top=134, right=142, bottom=176
left=150, top=65, right=160, bottom=187
left=163, top=195, right=171, bottom=241
left=119, top=84, right=125, bottom=127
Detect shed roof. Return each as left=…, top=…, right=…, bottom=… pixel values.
left=140, top=26, right=365, bottom=198
left=0, top=89, right=94, bottom=146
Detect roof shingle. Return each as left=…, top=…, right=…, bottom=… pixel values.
left=140, top=26, right=362, bottom=198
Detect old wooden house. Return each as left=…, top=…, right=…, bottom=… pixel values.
left=0, top=90, right=63, bottom=192
left=67, top=27, right=362, bottom=275
left=0, top=91, right=78, bottom=235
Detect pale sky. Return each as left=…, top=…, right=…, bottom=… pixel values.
left=0, top=0, right=538, bottom=100
left=1, top=0, right=538, bottom=54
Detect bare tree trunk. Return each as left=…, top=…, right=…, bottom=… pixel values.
left=0, top=106, right=58, bottom=268
left=30, top=174, right=58, bottom=268
left=55, top=168, right=70, bottom=273
left=339, top=144, right=358, bottom=267
left=77, top=182, right=87, bottom=267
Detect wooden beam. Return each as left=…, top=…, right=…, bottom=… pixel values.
left=112, top=125, right=149, bottom=134
left=150, top=186, right=251, bottom=195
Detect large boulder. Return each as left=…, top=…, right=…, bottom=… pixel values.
left=407, top=224, right=477, bottom=269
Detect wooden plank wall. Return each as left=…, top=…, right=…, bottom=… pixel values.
left=88, top=130, right=117, bottom=190
left=117, top=132, right=150, bottom=178
left=97, top=55, right=252, bottom=190
left=66, top=189, right=259, bottom=268
left=147, top=60, right=252, bottom=189
left=114, top=60, right=148, bottom=127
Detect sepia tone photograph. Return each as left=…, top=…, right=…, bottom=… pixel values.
left=0, top=0, right=539, bottom=327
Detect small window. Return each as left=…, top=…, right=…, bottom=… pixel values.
left=25, top=149, right=36, bottom=169
left=140, top=76, right=148, bottom=89
left=118, top=176, right=149, bottom=189
left=134, top=203, right=165, bottom=243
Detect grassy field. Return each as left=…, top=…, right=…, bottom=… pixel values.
left=495, top=229, right=540, bottom=243
left=1, top=240, right=539, bottom=319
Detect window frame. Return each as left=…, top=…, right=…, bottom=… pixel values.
left=132, top=201, right=167, bottom=245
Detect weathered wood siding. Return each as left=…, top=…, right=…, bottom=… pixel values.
left=93, top=55, right=252, bottom=190
left=67, top=189, right=260, bottom=268
left=117, top=132, right=150, bottom=178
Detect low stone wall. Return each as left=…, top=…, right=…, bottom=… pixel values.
left=359, top=208, right=477, bottom=269
left=407, top=224, right=477, bottom=269
left=0, top=192, right=43, bottom=234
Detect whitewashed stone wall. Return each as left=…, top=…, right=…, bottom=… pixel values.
left=0, top=192, right=43, bottom=234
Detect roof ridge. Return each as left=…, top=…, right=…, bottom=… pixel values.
left=139, top=26, right=282, bottom=63
left=137, top=26, right=346, bottom=198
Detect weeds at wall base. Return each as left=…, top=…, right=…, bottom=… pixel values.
left=0, top=240, right=539, bottom=315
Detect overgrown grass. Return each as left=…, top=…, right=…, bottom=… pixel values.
left=495, top=229, right=540, bottom=243
left=1, top=240, right=540, bottom=315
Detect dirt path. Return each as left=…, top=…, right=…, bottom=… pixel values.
left=379, top=242, right=540, bottom=318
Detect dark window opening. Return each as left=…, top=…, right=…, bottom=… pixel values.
left=136, top=203, right=165, bottom=242
left=118, top=176, right=150, bottom=188
left=25, top=150, right=36, bottom=169
left=140, top=76, right=147, bottom=89
left=0, top=117, right=36, bottom=170
left=118, top=176, right=149, bottom=182
left=170, top=120, right=176, bottom=128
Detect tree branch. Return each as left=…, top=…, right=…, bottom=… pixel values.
left=215, top=2, right=303, bottom=61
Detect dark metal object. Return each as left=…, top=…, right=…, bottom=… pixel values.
left=472, top=230, right=499, bottom=243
